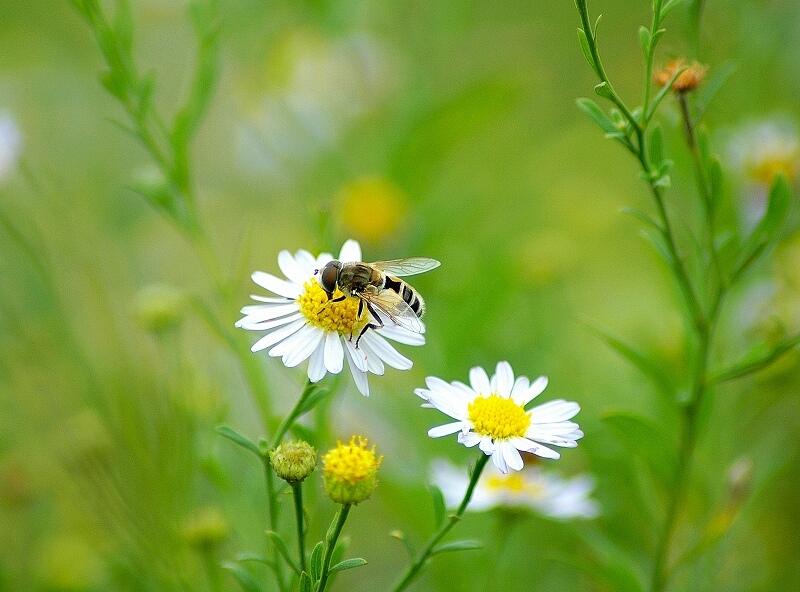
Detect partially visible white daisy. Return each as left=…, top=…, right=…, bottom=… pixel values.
left=416, top=361, right=583, bottom=473
left=0, top=112, right=21, bottom=183
left=236, top=239, right=424, bottom=396
left=726, top=117, right=799, bottom=186
left=431, top=459, right=599, bottom=519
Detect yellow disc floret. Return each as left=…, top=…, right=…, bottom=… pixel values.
left=484, top=473, right=543, bottom=498
left=468, top=395, right=531, bottom=440
left=297, top=279, right=368, bottom=335
left=322, top=436, right=382, bottom=504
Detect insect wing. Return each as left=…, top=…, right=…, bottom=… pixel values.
left=360, top=287, right=425, bottom=334
left=368, top=258, right=441, bottom=277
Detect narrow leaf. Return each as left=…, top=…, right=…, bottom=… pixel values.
left=576, top=98, right=619, bottom=135
left=299, top=571, right=313, bottom=592
left=222, top=562, right=264, bottom=592
left=430, top=485, right=446, bottom=527
left=330, top=558, right=368, bottom=573
left=602, top=412, right=676, bottom=489
left=638, top=26, right=651, bottom=56
left=310, top=541, right=324, bottom=580
left=431, top=540, right=483, bottom=556
left=265, top=530, right=301, bottom=575
left=216, top=425, right=262, bottom=458
left=577, top=28, right=598, bottom=76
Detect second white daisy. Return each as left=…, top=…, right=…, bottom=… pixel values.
left=416, top=361, right=583, bottom=473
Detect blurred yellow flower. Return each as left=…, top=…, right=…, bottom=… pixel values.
left=727, top=118, right=799, bottom=186
left=654, top=59, right=707, bottom=93
left=182, top=506, right=230, bottom=549
left=338, top=176, right=408, bottom=244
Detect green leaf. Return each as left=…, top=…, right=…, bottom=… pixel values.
left=429, top=485, right=446, bottom=527
left=638, top=26, right=651, bottom=56
left=602, top=412, right=676, bottom=489
left=588, top=326, right=674, bottom=398
left=661, top=0, right=688, bottom=18
left=389, top=530, right=415, bottom=558
left=732, top=174, right=792, bottom=282
left=594, top=81, right=613, bottom=99
left=295, top=383, right=330, bottom=418
left=216, top=425, right=262, bottom=458
left=431, top=540, right=483, bottom=556
left=222, top=562, right=264, bottom=592
left=329, top=558, right=368, bottom=573
left=577, top=28, right=598, bottom=76
left=310, top=541, right=324, bottom=581
left=265, top=530, right=301, bottom=575
left=299, top=571, right=313, bottom=592
left=576, top=98, right=618, bottom=135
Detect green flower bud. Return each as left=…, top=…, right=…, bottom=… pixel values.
left=270, top=440, right=317, bottom=484
left=322, top=436, right=381, bottom=505
left=182, top=506, right=229, bottom=549
left=132, top=284, right=185, bottom=334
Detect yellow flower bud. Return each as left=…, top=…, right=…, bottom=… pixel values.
left=322, top=436, right=382, bottom=505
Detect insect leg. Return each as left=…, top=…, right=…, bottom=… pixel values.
left=355, top=302, right=385, bottom=348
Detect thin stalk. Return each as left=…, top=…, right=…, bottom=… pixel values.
left=643, top=0, right=665, bottom=114
left=316, top=504, right=352, bottom=592
left=292, top=482, right=307, bottom=574
left=264, top=463, right=287, bottom=592
left=391, top=454, right=490, bottom=592
left=201, top=547, right=223, bottom=592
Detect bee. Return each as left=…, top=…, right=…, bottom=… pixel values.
left=315, top=257, right=441, bottom=346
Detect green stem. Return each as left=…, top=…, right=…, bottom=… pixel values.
left=316, top=504, right=352, bottom=592
left=643, top=0, right=665, bottom=115
left=391, top=454, right=490, bottom=592
left=201, top=547, right=223, bottom=592
left=270, top=380, right=317, bottom=449
left=292, top=482, right=307, bottom=574
left=264, top=463, right=287, bottom=592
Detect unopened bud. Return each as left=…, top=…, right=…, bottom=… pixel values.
left=270, top=440, right=317, bottom=484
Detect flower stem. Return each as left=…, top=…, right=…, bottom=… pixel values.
left=201, top=547, right=223, bottom=592
left=264, top=462, right=287, bottom=592
left=391, top=454, right=490, bottom=592
left=292, top=482, right=307, bottom=574
left=316, top=504, right=352, bottom=592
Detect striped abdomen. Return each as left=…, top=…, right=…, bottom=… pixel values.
left=382, top=275, right=425, bottom=317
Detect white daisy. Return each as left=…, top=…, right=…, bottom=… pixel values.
left=416, top=361, right=583, bottom=473
left=431, top=459, right=599, bottom=519
left=726, top=117, right=799, bottom=186
left=236, top=239, right=424, bottom=396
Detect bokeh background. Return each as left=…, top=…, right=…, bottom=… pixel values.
left=2, top=1, right=800, bottom=590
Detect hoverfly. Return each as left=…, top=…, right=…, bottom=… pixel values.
left=315, top=257, right=440, bottom=346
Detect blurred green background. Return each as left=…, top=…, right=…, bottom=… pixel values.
left=2, top=1, right=800, bottom=590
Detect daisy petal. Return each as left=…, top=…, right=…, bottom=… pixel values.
left=307, top=340, right=327, bottom=382
left=457, top=432, right=482, bottom=447
left=323, top=331, right=344, bottom=374
left=358, top=338, right=385, bottom=375
left=361, top=332, right=412, bottom=370
left=469, top=366, right=491, bottom=395
left=250, top=319, right=306, bottom=352
left=493, top=361, right=514, bottom=397
left=252, top=271, right=303, bottom=298
left=344, top=346, right=370, bottom=396
left=338, top=239, right=362, bottom=262
left=531, top=400, right=580, bottom=423
left=491, top=447, right=508, bottom=474
left=278, top=250, right=310, bottom=285
left=283, top=326, right=324, bottom=367
left=428, top=422, right=465, bottom=438
left=343, top=339, right=368, bottom=372
left=238, top=303, right=299, bottom=322
left=511, top=437, right=560, bottom=460
left=479, top=437, right=495, bottom=455
left=377, top=325, right=426, bottom=346
left=501, top=442, right=524, bottom=472
left=236, top=312, right=302, bottom=331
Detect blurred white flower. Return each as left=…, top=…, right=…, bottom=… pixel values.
left=237, top=239, right=423, bottom=396
left=431, top=459, right=599, bottom=519
left=416, top=361, right=583, bottom=473
left=726, top=117, right=799, bottom=187
left=236, top=30, right=396, bottom=180
left=0, top=112, right=21, bottom=183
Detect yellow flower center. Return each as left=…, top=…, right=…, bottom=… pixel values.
left=468, top=395, right=531, bottom=440
left=485, top=473, right=543, bottom=498
left=322, top=436, right=382, bottom=485
left=749, top=156, right=798, bottom=185
left=297, top=279, right=368, bottom=335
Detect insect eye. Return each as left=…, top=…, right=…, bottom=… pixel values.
left=320, top=264, right=338, bottom=294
